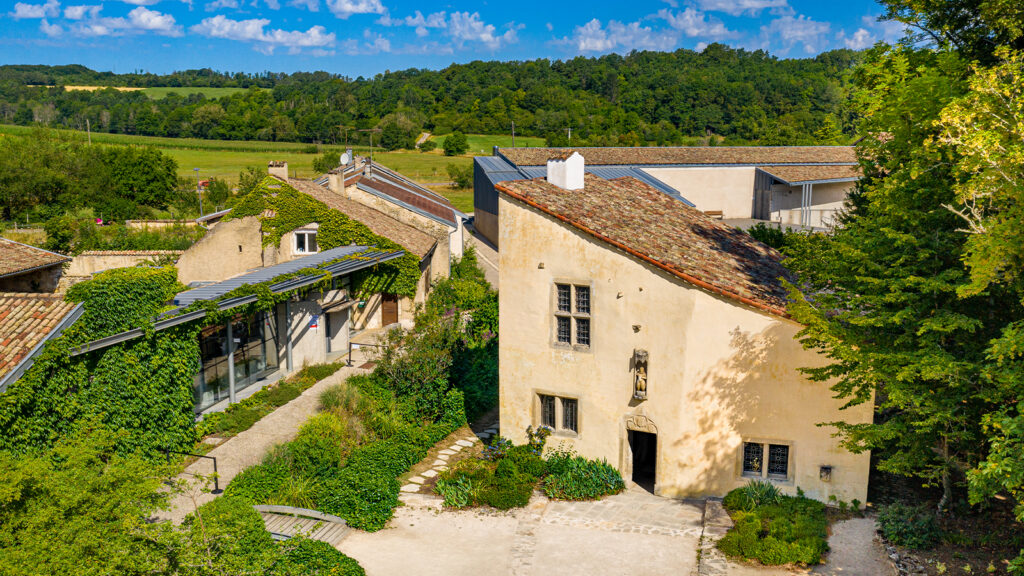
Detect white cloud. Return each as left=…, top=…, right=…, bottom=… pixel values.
left=40, top=18, right=62, bottom=36
left=842, top=28, right=873, bottom=50
left=447, top=11, right=518, bottom=49
left=289, top=0, right=317, bottom=11
left=696, top=0, right=788, bottom=16
left=379, top=10, right=518, bottom=49
left=63, top=4, right=100, bottom=18
left=190, top=14, right=335, bottom=54
left=569, top=17, right=677, bottom=53
left=326, top=0, right=384, bottom=19
left=11, top=0, right=60, bottom=19
left=545, top=22, right=553, bottom=32
left=657, top=8, right=731, bottom=38
left=70, top=6, right=183, bottom=37
left=117, top=0, right=161, bottom=5
left=759, top=14, right=830, bottom=54
left=205, top=0, right=238, bottom=10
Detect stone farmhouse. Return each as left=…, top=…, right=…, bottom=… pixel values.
left=0, top=237, right=69, bottom=292
left=495, top=152, right=872, bottom=503
left=474, top=145, right=860, bottom=247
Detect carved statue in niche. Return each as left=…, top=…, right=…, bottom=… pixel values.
left=633, top=349, right=649, bottom=400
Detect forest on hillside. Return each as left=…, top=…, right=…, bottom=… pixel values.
left=0, top=45, right=858, bottom=148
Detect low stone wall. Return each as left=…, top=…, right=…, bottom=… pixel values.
left=125, top=220, right=199, bottom=230
left=67, top=250, right=183, bottom=276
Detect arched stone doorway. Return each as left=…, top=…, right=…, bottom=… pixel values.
left=625, top=414, right=658, bottom=493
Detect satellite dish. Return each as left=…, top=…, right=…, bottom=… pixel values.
left=340, top=152, right=351, bottom=166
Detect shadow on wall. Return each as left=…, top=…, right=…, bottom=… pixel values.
left=664, top=322, right=788, bottom=497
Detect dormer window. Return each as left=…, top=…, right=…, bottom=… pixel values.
left=295, top=231, right=318, bottom=254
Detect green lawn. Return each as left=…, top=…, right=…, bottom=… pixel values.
left=142, top=87, right=252, bottom=100
left=430, top=133, right=546, bottom=155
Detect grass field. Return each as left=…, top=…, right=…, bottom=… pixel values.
left=430, top=133, right=546, bottom=154
left=141, top=87, right=251, bottom=100
left=0, top=124, right=475, bottom=209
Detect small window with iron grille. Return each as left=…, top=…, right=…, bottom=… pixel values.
left=540, top=395, right=556, bottom=428
left=767, top=444, right=790, bottom=478
left=553, top=282, right=592, bottom=348
left=562, top=398, right=578, bottom=433
left=742, top=442, right=763, bottom=476
left=537, top=393, right=579, bottom=435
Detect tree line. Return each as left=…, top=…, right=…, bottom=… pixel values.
left=0, top=45, right=858, bottom=148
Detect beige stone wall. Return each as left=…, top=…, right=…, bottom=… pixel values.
left=497, top=195, right=872, bottom=503
left=68, top=252, right=182, bottom=276
left=771, top=181, right=852, bottom=229
left=125, top=220, right=199, bottom=230
left=641, top=167, right=757, bottom=218
left=176, top=217, right=264, bottom=285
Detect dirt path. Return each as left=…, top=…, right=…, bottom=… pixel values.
left=161, top=366, right=368, bottom=523
left=416, top=132, right=432, bottom=147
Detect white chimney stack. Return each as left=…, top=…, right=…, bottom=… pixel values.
left=268, top=161, right=288, bottom=180
left=547, top=151, right=584, bottom=190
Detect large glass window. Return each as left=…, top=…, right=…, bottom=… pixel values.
left=193, top=312, right=279, bottom=412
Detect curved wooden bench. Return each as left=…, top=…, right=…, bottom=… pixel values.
left=254, top=505, right=350, bottom=545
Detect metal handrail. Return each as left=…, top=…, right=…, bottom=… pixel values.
left=347, top=341, right=382, bottom=366
left=162, top=449, right=222, bottom=494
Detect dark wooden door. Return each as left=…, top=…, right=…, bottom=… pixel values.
left=381, top=294, right=399, bottom=326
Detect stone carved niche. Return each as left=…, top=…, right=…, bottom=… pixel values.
left=632, top=349, right=649, bottom=400
left=625, top=414, right=658, bottom=434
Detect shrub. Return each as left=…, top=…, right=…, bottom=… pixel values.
left=436, top=475, right=473, bottom=508
left=224, top=457, right=290, bottom=503
left=723, top=479, right=783, bottom=511
left=282, top=538, right=366, bottom=575
left=419, top=139, right=437, bottom=152
left=295, top=362, right=345, bottom=383
left=345, top=439, right=425, bottom=479
left=542, top=456, right=625, bottom=500
left=506, top=445, right=546, bottom=479
left=478, top=474, right=533, bottom=510
left=265, top=382, right=302, bottom=406
left=317, top=466, right=400, bottom=531
left=443, top=131, right=468, bottom=156
left=877, top=503, right=941, bottom=550
left=183, top=496, right=277, bottom=562
left=718, top=488, right=829, bottom=566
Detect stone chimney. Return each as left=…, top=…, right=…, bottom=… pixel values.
left=546, top=151, right=584, bottom=190
left=268, top=161, right=288, bottom=180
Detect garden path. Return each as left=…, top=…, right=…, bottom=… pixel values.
left=465, top=225, right=499, bottom=288
left=160, top=365, right=369, bottom=524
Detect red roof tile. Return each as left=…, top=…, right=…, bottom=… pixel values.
left=0, top=292, right=78, bottom=382
left=498, top=146, right=857, bottom=167
left=496, top=174, right=792, bottom=317
left=758, top=164, right=861, bottom=184
left=0, top=238, right=70, bottom=278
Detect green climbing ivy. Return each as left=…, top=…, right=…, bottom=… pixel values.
left=227, top=176, right=422, bottom=298
left=0, top=266, right=198, bottom=456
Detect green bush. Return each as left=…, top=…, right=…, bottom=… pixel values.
left=877, top=503, right=941, bottom=550
left=506, top=445, right=547, bottom=479
left=542, top=457, right=625, bottom=500
left=436, top=475, right=473, bottom=508
left=718, top=487, right=829, bottom=566
left=289, top=413, right=353, bottom=478
left=478, top=474, right=533, bottom=510
left=282, top=538, right=365, bottom=575
left=345, top=439, right=425, bottom=478
left=723, top=479, right=782, bottom=511
left=317, top=466, right=401, bottom=531
left=183, top=496, right=278, bottom=562
left=265, top=382, right=302, bottom=406
left=224, top=456, right=290, bottom=502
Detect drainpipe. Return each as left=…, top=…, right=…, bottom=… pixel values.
left=284, top=300, right=293, bottom=373
left=226, top=320, right=236, bottom=404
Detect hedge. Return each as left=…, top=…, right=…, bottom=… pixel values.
left=717, top=485, right=829, bottom=566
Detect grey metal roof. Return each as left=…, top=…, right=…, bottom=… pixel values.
left=174, top=245, right=367, bottom=306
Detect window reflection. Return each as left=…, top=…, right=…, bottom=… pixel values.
left=193, top=311, right=279, bottom=411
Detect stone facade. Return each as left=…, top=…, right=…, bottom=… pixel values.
left=497, top=193, right=872, bottom=503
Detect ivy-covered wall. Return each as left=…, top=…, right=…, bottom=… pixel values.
left=0, top=266, right=199, bottom=456
left=228, top=176, right=422, bottom=298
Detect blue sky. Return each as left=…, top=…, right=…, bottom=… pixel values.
left=1, top=0, right=906, bottom=77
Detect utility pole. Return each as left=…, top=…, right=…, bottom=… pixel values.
left=338, top=124, right=355, bottom=147
left=194, top=168, right=204, bottom=217
left=86, top=118, right=91, bottom=145
left=511, top=120, right=516, bottom=148
left=567, top=127, right=572, bottom=144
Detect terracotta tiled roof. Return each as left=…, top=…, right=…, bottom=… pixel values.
left=284, top=178, right=437, bottom=259
left=0, top=292, right=79, bottom=383
left=498, top=146, right=857, bottom=167
left=758, top=164, right=861, bottom=184
left=496, top=174, right=793, bottom=316
left=0, top=238, right=70, bottom=279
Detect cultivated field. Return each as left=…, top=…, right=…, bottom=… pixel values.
left=430, top=133, right=546, bottom=154
left=30, top=85, right=251, bottom=99
left=0, top=124, right=476, bottom=212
